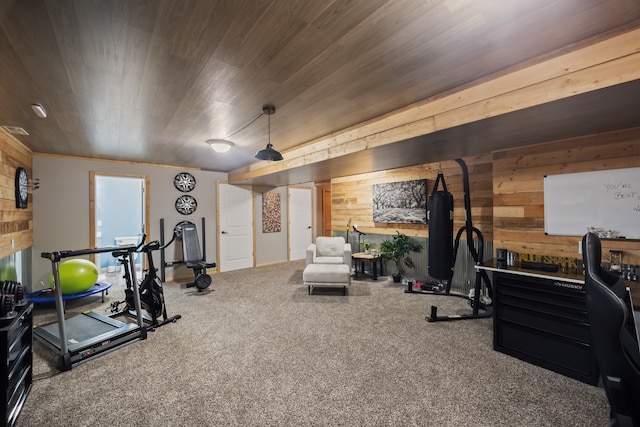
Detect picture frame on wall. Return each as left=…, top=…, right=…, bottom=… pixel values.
left=373, top=179, right=427, bottom=224
left=262, top=192, right=281, bottom=233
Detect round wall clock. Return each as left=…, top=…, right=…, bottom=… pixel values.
left=15, top=167, right=28, bottom=209
left=175, top=195, right=197, bottom=215
left=174, top=172, right=196, bottom=192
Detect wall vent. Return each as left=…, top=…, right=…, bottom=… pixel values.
left=1, top=125, right=29, bottom=135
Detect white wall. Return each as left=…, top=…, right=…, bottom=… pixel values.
left=32, top=155, right=227, bottom=289
left=253, top=183, right=316, bottom=266
left=254, top=185, right=288, bottom=266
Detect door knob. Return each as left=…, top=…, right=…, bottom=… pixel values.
left=221, top=231, right=228, bottom=234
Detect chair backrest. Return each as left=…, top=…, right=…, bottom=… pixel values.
left=315, top=236, right=346, bottom=257
left=582, top=232, right=640, bottom=423
left=182, top=223, right=203, bottom=262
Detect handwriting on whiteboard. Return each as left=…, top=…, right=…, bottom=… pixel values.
left=603, top=181, right=639, bottom=209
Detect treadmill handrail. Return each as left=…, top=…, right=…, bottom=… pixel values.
left=41, top=244, right=138, bottom=261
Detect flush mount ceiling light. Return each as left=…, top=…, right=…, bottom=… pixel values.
left=255, top=105, right=283, bottom=161
left=31, top=103, right=47, bottom=118
left=207, top=139, right=233, bottom=153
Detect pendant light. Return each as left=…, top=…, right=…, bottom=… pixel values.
left=255, top=105, right=283, bottom=161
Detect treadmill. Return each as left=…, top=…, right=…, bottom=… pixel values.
left=35, top=245, right=147, bottom=371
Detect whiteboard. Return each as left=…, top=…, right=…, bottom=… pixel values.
left=544, top=167, right=640, bottom=238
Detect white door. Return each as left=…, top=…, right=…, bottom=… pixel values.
left=289, top=187, right=312, bottom=260
left=218, top=183, right=254, bottom=272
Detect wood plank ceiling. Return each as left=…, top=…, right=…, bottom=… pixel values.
left=1, top=0, right=640, bottom=184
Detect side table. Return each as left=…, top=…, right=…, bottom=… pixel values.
left=352, top=252, right=383, bottom=280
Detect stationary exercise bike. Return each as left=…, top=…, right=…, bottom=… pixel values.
left=111, top=235, right=181, bottom=329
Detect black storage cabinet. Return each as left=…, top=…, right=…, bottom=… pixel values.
left=493, top=272, right=598, bottom=385
left=1, top=302, right=33, bottom=427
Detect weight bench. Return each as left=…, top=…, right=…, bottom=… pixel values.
left=182, top=222, right=216, bottom=291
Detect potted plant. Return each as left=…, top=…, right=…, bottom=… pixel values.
left=379, top=231, right=423, bottom=282
left=361, top=242, right=373, bottom=254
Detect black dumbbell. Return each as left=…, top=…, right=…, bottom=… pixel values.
left=0, top=281, right=24, bottom=302
left=0, top=294, right=15, bottom=317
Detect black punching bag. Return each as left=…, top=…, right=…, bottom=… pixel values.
left=428, top=172, right=454, bottom=280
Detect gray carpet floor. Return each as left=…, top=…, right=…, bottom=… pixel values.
left=17, top=260, right=609, bottom=426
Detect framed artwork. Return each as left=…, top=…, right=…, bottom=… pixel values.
left=262, top=193, right=281, bottom=233
left=373, top=179, right=427, bottom=223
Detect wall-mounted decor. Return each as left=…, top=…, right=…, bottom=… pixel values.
left=15, top=167, right=28, bottom=209
left=262, top=193, right=281, bottom=233
left=373, top=179, right=427, bottom=223
left=173, top=172, right=196, bottom=192
left=175, top=195, right=197, bottom=215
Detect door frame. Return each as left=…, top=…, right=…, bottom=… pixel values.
left=89, top=171, right=151, bottom=265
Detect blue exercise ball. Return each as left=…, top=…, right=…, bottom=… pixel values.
left=49, top=259, right=99, bottom=295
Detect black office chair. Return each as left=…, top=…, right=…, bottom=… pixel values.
left=582, top=232, right=640, bottom=427
left=181, top=222, right=216, bottom=291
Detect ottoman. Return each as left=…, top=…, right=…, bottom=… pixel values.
left=303, top=264, right=351, bottom=295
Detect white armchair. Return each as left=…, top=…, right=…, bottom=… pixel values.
left=306, top=236, right=352, bottom=266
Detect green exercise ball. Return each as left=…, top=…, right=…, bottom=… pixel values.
left=49, top=259, right=99, bottom=295
left=0, top=263, right=18, bottom=281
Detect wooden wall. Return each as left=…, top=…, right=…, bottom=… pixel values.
left=331, top=154, right=493, bottom=240
left=332, top=126, right=640, bottom=274
left=493, top=127, right=640, bottom=265
left=0, top=128, right=33, bottom=259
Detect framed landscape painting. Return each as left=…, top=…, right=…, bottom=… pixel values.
left=372, top=179, right=427, bottom=223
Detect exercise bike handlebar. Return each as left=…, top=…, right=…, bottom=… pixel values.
left=120, top=234, right=164, bottom=253
left=140, top=239, right=173, bottom=252
left=111, top=234, right=169, bottom=257
left=110, top=234, right=147, bottom=258
left=140, top=240, right=161, bottom=252
left=136, top=233, right=147, bottom=251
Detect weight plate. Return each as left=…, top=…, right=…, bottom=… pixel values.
left=175, top=195, right=197, bottom=215
left=173, top=172, right=196, bottom=192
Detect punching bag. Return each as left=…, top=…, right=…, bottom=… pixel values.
left=428, top=172, right=454, bottom=280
